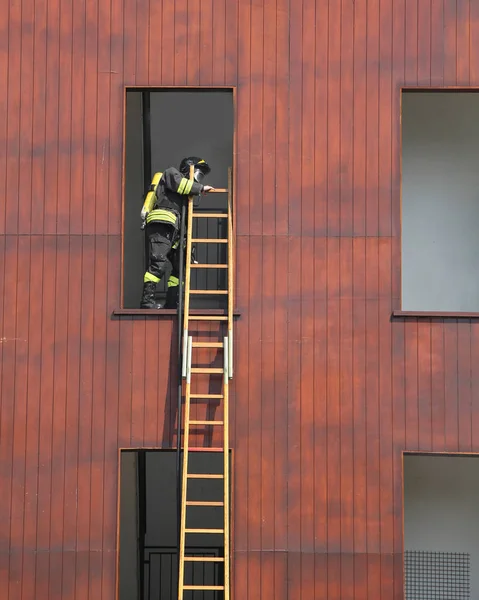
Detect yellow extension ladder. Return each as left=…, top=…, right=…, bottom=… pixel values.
left=178, top=168, right=233, bottom=599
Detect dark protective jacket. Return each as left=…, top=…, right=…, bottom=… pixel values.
left=146, top=167, right=204, bottom=227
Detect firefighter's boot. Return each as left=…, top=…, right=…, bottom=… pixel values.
left=165, top=284, right=179, bottom=309
left=140, top=281, right=163, bottom=309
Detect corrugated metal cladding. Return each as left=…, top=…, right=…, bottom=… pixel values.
left=1, top=1, right=479, bottom=598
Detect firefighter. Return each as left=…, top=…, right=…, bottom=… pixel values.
left=139, top=157, right=215, bottom=309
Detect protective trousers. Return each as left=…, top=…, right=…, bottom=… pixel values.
left=140, top=222, right=181, bottom=309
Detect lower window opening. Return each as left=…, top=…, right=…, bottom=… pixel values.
left=118, top=449, right=229, bottom=600
left=404, top=454, right=479, bottom=600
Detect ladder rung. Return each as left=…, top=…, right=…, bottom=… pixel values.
left=192, top=238, right=227, bottom=243
left=192, top=213, right=228, bottom=218
left=189, top=420, right=224, bottom=426
left=186, top=501, right=224, bottom=506
left=188, top=316, right=228, bottom=320
left=191, top=368, right=224, bottom=374
left=191, top=263, right=228, bottom=268
left=187, top=473, right=224, bottom=479
left=187, top=447, right=224, bottom=452
left=208, top=188, right=228, bottom=193
left=185, top=528, right=224, bottom=534
left=191, top=342, right=224, bottom=348
left=190, top=290, right=228, bottom=295
left=184, top=585, right=225, bottom=590
left=190, top=393, right=224, bottom=398
left=184, top=557, right=224, bottom=562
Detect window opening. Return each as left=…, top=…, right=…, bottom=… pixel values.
left=401, top=90, right=479, bottom=312
left=118, top=449, right=230, bottom=600
left=123, top=89, right=234, bottom=309
left=404, top=454, right=479, bottom=599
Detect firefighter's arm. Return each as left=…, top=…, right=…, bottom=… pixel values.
left=163, top=167, right=204, bottom=196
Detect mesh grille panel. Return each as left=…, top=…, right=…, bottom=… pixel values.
left=404, top=551, right=470, bottom=600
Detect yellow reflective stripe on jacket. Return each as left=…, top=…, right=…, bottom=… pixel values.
left=146, top=209, right=178, bottom=225
left=184, top=179, right=194, bottom=195
left=177, top=178, right=188, bottom=194
left=144, top=271, right=160, bottom=283
left=167, top=275, right=179, bottom=287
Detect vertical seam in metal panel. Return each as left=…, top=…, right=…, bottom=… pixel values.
left=339, top=0, right=344, bottom=580
left=107, top=0, right=112, bottom=239
left=135, top=0, right=139, bottom=85
left=20, top=235, right=32, bottom=600
left=102, top=237, right=110, bottom=565
left=174, top=0, right=178, bottom=83
left=415, top=318, right=419, bottom=447
left=441, top=319, right=446, bottom=447
left=274, top=5, right=278, bottom=598
left=468, top=0, right=471, bottom=85
left=41, top=0, right=47, bottom=237
left=454, top=0, right=458, bottom=85
left=49, top=234, right=59, bottom=589
left=7, top=236, right=19, bottom=599
left=432, top=0, right=436, bottom=85
left=300, top=0, right=304, bottom=591
left=1, top=0, right=11, bottom=234
left=27, top=0, right=34, bottom=238
left=95, top=0, right=100, bottom=237
left=223, top=0, right=226, bottom=83
left=62, top=235, right=72, bottom=596
left=88, top=235, right=95, bottom=597
left=80, top=0, right=86, bottom=236
left=68, top=0, right=74, bottom=237
left=430, top=319, right=434, bottom=450
left=248, top=1, right=252, bottom=239
left=260, top=0, right=266, bottom=573
left=312, top=0, right=317, bottom=595
left=147, top=0, right=151, bottom=84
left=325, top=1, right=329, bottom=587
left=55, top=0, right=61, bottom=238
left=377, top=2, right=382, bottom=588
left=17, top=0, right=23, bottom=236
left=456, top=320, right=459, bottom=449
left=36, top=235, right=46, bottom=591
left=351, top=0, right=356, bottom=571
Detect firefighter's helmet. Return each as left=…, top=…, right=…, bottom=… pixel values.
left=179, top=157, right=211, bottom=182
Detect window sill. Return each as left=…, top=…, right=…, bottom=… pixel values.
left=112, top=308, right=241, bottom=318
left=392, top=310, right=479, bottom=319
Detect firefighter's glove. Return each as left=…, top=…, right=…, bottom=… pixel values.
left=202, top=185, right=215, bottom=194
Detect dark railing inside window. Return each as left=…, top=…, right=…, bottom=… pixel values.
left=143, top=546, right=224, bottom=600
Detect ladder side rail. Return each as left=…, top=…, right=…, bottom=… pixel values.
left=178, top=338, right=193, bottom=600
left=223, top=337, right=230, bottom=600
left=227, top=167, right=234, bottom=378
left=176, top=192, right=187, bottom=579
left=178, top=166, right=195, bottom=600
left=181, top=165, right=195, bottom=377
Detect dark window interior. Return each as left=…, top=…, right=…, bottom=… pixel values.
left=118, top=449, right=229, bottom=600
left=123, top=89, right=234, bottom=309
